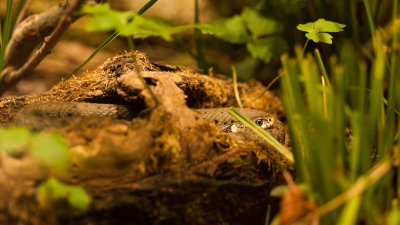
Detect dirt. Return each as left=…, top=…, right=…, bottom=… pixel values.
left=0, top=51, right=291, bottom=225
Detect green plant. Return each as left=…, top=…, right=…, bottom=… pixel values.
left=198, top=7, right=287, bottom=64
left=67, top=0, right=161, bottom=78
left=0, top=0, right=14, bottom=71
left=38, top=178, right=91, bottom=212
left=0, top=126, right=91, bottom=211
left=297, top=19, right=346, bottom=51
left=275, top=3, right=400, bottom=224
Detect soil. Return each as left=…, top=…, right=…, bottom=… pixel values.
left=0, top=51, right=292, bottom=225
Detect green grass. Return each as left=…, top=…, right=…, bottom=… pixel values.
left=229, top=2, right=399, bottom=224
left=275, top=3, right=400, bottom=224
left=0, top=0, right=14, bottom=71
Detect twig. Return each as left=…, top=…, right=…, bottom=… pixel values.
left=15, top=0, right=33, bottom=25
left=3, top=1, right=69, bottom=70
left=0, top=0, right=85, bottom=96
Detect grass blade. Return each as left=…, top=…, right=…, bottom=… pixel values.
left=228, top=107, right=294, bottom=164
left=0, top=0, right=14, bottom=71
left=66, top=0, right=158, bottom=79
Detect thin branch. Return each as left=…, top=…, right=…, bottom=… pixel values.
left=3, top=1, right=69, bottom=70
left=0, top=0, right=86, bottom=96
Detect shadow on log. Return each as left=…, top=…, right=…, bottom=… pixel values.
left=0, top=51, right=292, bottom=225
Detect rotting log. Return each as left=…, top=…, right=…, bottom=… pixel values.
left=0, top=51, right=291, bottom=225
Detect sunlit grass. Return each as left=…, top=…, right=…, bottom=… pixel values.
left=278, top=10, right=400, bottom=225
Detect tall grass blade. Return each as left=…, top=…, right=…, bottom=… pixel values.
left=0, top=0, right=14, bottom=71
left=194, top=0, right=207, bottom=73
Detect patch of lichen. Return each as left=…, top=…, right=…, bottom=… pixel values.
left=146, top=111, right=183, bottom=173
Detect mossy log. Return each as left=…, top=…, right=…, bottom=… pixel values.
left=0, top=51, right=292, bottom=225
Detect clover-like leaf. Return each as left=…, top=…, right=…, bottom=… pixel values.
left=297, top=19, right=345, bottom=44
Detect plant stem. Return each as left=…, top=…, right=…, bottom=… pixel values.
left=301, top=39, right=309, bottom=55
left=194, top=0, right=207, bottom=73
left=137, top=0, right=158, bottom=15
left=66, top=0, right=158, bottom=79
left=66, top=31, right=119, bottom=79
left=231, top=66, right=243, bottom=108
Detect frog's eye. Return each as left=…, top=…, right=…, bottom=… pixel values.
left=254, top=118, right=275, bottom=129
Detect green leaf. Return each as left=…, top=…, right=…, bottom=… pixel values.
left=241, top=7, right=283, bottom=39
left=120, top=15, right=188, bottom=41
left=297, top=19, right=345, bottom=44
left=0, top=126, right=32, bottom=154
left=306, top=32, right=334, bottom=44
left=29, top=133, right=70, bottom=170
left=198, top=15, right=249, bottom=44
left=246, top=37, right=288, bottom=62
left=82, top=3, right=187, bottom=41
left=81, top=3, right=131, bottom=32
left=38, top=178, right=91, bottom=212
left=68, top=187, right=91, bottom=211
left=38, top=178, right=69, bottom=199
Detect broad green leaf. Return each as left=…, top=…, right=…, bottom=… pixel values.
left=68, top=187, right=91, bottom=211
left=0, top=126, right=31, bottom=154
left=81, top=3, right=131, bottom=32
left=246, top=37, right=287, bottom=62
left=198, top=15, right=249, bottom=44
left=241, top=7, right=282, bottom=39
left=297, top=19, right=345, bottom=44
left=29, top=133, right=70, bottom=170
left=82, top=4, right=187, bottom=41
left=120, top=15, right=189, bottom=41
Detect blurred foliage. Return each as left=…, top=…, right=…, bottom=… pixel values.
left=0, top=126, right=91, bottom=211
left=0, top=126, right=70, bottom=170
left=198, top=7, right=287, bottom=63
left=38, top=178, right=91, bottom=212
left=81, top=3, right=189, bottom=41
